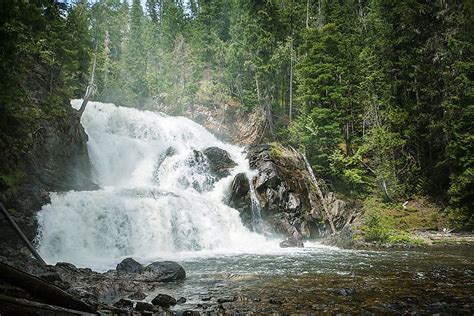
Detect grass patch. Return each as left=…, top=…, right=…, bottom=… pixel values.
left=360, top=197, right=431, bottom=245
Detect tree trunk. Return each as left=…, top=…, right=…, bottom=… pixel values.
left=289, top=33, right=294, bottom=122
left=306, top=0, right=310, bottom=28
left=78, top=49, right=97, bottom=117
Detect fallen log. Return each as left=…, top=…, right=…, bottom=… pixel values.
left=0, top=262, right=95, bottom=313
left=0, top=294, right=95, bottom=316
left=0, top=202, right=46, bottom=265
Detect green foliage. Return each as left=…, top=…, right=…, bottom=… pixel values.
left=330, top=150, right=367, bottom=190
left=288, top=107, right=341, bottom=177
left=0, top=0, right=92, bottom=172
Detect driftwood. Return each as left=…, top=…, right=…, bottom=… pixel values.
left=0, top=262, right=95, bottom=313
left=0, top=202, right=46, bottom=265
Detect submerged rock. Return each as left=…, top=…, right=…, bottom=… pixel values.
left=217, top=296, right=236, bottom=304
left=152, top=293, right=177, bottom=308
left=116, top=258, right=143, bottom=274
left=279, top=238, right=304, bottom=248
left=339, top=288, right=357, bottom=296
left=269, top=298, right=283, bottom=305
left=177, top=297, right=187, bottom=304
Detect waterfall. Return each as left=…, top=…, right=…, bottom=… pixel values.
left=248, top=179, right=264, bottom=233
left=36, top=100, right=275, bottom=270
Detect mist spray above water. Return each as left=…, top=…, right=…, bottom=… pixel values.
left=36, top=100, right=275, bottom=270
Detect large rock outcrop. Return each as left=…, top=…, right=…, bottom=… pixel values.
left=228, top=143, right=355, bottom=239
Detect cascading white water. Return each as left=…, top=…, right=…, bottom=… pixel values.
left=248, top=180, right=264, bottom=233
left=36, top=100, right=277, bottom=270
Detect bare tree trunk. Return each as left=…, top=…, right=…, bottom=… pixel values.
left=289, top=32, right=294, bottom=122
left=300, top=153, right=336, bottom=234
left=306, top=0, right=310, bottom=28
left=255, top=74, right=261, bottom=103
left=318, top=0, right=323, bottom=29
left=0, top=203, right=46, bottom=265
left=266, top=100, right=274, bottom=136
left=78, top=50, right=97, bottom=117
left=0, top=263, right=95, bottom=313
left=358, top=158, right=393, bottom=201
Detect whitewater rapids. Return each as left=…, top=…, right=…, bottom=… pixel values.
left=36, top=100, right=279, bottom=270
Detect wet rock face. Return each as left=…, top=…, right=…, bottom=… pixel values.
left=227, top=173, right=252, bottom=225
left=325, top=192, right=354, bottom=231
left=227, top=143, right=356, bottom=239
left=0, top=106, right=97, bottom=244
left=203, top=146, right=237, bottom=178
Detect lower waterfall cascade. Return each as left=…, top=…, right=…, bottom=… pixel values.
left=36, top=100, right=277, bottom=270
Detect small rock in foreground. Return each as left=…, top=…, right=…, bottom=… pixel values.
left=113, top=298, right=133, bottom=309
left=217, top=296, right=236, bottom=304
left=339, top=288, right=356, bottom=296
left=135, top=301, right=155, bottom=312
left=152, top=294, right=177, bottom=308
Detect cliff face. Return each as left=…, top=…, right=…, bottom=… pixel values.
left=0, top=105, right=95, bottom=243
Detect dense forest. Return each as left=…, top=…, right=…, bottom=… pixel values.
left=1, top=0, right=472, bottom=222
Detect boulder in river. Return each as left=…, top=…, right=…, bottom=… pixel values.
left=136, top=261, right=186, bottom=282
left=152, top=293, right=177, bottom=308
left=116, top=258, right=143, bottom=274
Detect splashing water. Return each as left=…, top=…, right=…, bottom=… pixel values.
left=36, top=100, right=278, bottom=270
